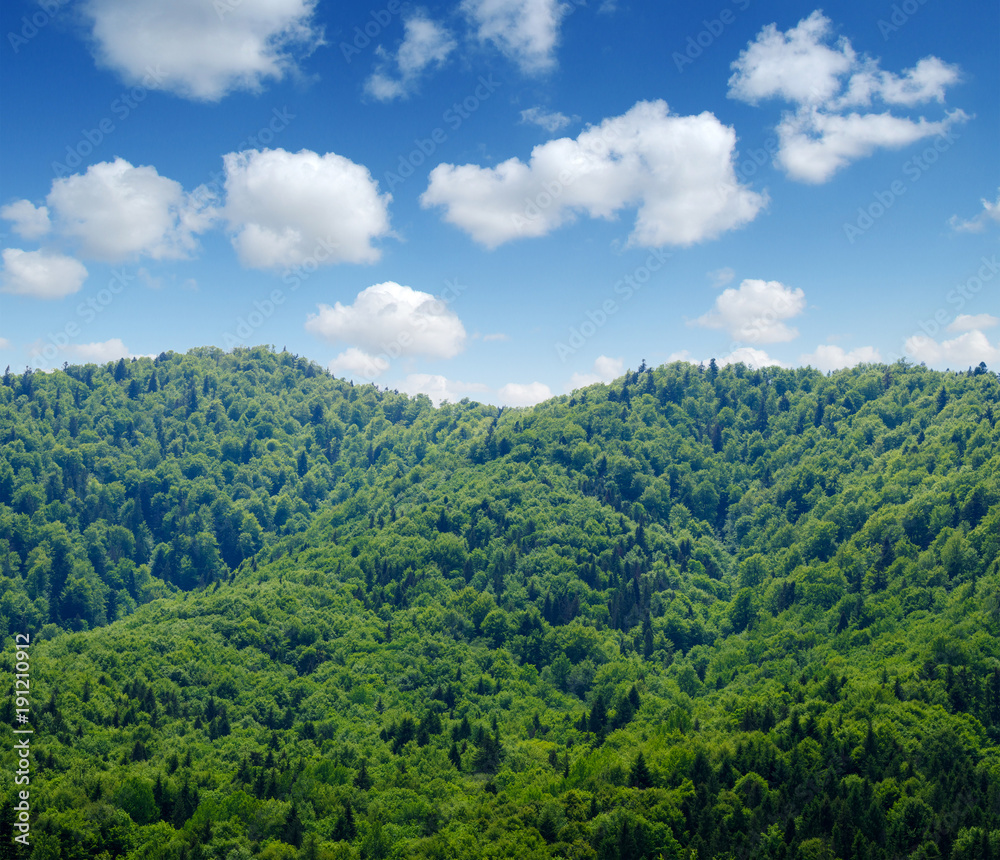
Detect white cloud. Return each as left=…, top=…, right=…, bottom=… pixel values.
left=730, top=13, right=959, bottom=109
left=593, top=355, right=623, bottom=378
left=422, top=99, right=767, bottom=248
left=718, top=347, right=786, bottom=369
left=28, top=338, right=134, bottom=367
left=63, top=338, right=132, bottom=364
left=837, top=57, right=960, bottom=109
left=462, top=0, right=567, bottom=73
left=395, top=15, right=455, bottom=76
left=364, top=76, right=403, bottom=103
left=801, top=344, right=881, bottom=372
left=905, top=331, right=1000, bottom=368
left=223, top=148, right=391, bottom=269
left=729, top=11, right=965, bottom=182
left=0, top=338, right=11, bottom=350
left=365, top=14, right=456, bottom=101
left=948, top=313, right=999, bottom=333
left=949, top=189, right=1000, bottom=233
left=520, top=106, right=573, bottom=132
left=328, top=348, right=391, bottom=381
left=482, top=332, right=509, bottom=342
left=305, top=282, right=466, bottom=363
left=1, top=200, right=51, bottom=240
left=81, top=0, right=322, bottom=101
left=728, top=11, right=855, bottom=107
left=11, top=151, right=390, bottom=275
left=1, top=249, right=88, bottom=299
left=364, top=73, right=404, bottom=103
left=398, top=373, right=489, bottom=406
left=47, top=158, right=212, bottom=262
left=497, top=381, right=552, bottom=406
left=567, top=354, right=624, bottom=390
left=708, top=266, right=735, bottom=288
left=776, top=108, right=966, bottom=184
left=693, top=278, right=805, bottom=343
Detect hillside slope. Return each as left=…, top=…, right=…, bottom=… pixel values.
left=1, top=349, right=999, bottom=859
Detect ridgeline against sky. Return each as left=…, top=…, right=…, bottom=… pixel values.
left=1, top=1, right=997, bottom=404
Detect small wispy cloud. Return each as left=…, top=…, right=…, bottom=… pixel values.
left=520, top=106, right=575, bottom=132
left=365, top=14, right=456, bottom=101
left=949, top=189, right=1000, bottom=233
left=708, top=267, right=735, bottom=288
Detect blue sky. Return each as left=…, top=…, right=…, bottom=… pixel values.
left=1, top=0, right=997, bottom=406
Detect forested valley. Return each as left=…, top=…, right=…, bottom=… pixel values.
left=0, top=346, right=998, bottom=859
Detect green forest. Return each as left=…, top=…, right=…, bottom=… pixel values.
left=0, top=346, right=998, bottom=859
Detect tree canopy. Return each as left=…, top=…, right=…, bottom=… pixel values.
left=1, top=347, right=998, bottom=858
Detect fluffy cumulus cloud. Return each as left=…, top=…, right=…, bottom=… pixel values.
left=497, top=381, right=553, bottom=406
left=948, top=314, right=999, bottom=333
left=462, top=0, right=567, bottom=73
left=950, top=189, right=1000, bottom=233
left=801, top=344, right=882, bottom=372
left=366, top=14, right=456, bottom=101
left=728, top=10, right=856, bottom=107
left=306, top=282, right=467, bottom=377
left=81, top=0, right=322, bottom=101
left=693, top=278, right=806, bottom=343
left=223, top=148, right=391, bottom=269
left=520, top=106, right=573, bottom=132
left=398, top=373, right=489, bottom=406
left=32, top=151, right=391, bottom=271
left=47, top=159, right=212, bottom=262
left=1, top=200, right=51, bottom=240
left=729, top=11, right=965, bottom=182
left=422, top=99, right=766, bottom=249
left=717, top=347, right=785, bottom=369
left=1, top=249, right=88, bottom=299
left=567, top=355, right=624, bottom=391
left=905, top=331, right=1000, bottom=368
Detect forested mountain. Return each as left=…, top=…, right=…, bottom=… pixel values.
left=1, top=347, right=998, bottom=860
